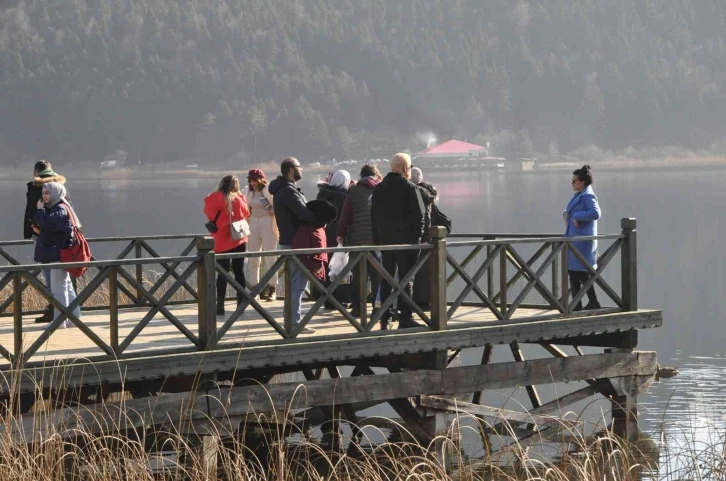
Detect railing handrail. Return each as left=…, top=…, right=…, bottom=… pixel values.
left=0, top=234, right=200, bottom=247
left=0, top=255, right=197, bottom=273
left=447, top=234, right=624, bottom=247
left=216, top=243, right=434, bottom=259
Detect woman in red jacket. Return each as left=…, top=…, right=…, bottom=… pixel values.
left=204, top=175, right=251, bottom=315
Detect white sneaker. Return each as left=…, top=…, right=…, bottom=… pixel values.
left=63, top=320, right=72, bottom=329
left=300, top=327, right=316, bottom=334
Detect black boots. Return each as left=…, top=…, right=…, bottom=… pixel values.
left=216, top=296, right=225, bottom=316
left=35, top=304, right=54, bottom=323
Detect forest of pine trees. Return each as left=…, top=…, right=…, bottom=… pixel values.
left=0, top=0, right=725, bottom=166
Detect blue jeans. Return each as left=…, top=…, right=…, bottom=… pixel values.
left=48, top=266, right=82, bottom=321
left=280, top=245, right=308, bottom=325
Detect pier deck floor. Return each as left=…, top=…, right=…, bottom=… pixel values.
left=1, top=300, right=566, bottom=365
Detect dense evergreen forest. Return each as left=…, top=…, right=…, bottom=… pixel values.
left=1, top=0, right=725, bottom=166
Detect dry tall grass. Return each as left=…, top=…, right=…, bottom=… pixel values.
left=2, top=359, right=705, bottom=481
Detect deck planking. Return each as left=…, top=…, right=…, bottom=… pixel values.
left=0, top=299, right=558, bottom=366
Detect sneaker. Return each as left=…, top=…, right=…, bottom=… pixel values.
left=349, top=306, right=361, bottom=317
left=300, top=327, right=316, bottom=334
left=584, top=302, right=602, bottom=310
left=267, top=286, right=277, bottom=302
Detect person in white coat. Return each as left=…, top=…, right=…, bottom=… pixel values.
left=242, top=169, right=279, bottom=301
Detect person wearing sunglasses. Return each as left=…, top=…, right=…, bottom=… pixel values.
left=563, top=164, right=601, bottom=310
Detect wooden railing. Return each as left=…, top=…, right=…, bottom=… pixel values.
left=0, top=218, right=638, bottom=366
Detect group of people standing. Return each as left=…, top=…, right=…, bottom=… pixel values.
left=203, top=155, right=603, bottom=332
left=204, top=153, right=451, bottom=331
left=18, top=154, right=601, bottom=333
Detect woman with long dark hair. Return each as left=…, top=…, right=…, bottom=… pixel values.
left=563, top=165, right=601, bottom=310
left=204, top=175, right=251, bottom=315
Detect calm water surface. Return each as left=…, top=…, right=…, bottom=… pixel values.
left=0, top=166, right=723, bottom=454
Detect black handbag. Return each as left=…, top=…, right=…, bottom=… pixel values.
left=431, top=203, right=452, bottom=235
left=205, top=211, right=221, bottom=233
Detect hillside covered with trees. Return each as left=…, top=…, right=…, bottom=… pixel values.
left=1, top=0, right=725, bottom=166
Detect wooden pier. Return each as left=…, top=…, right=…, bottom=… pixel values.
left=0, top=218, right=660, bottom=456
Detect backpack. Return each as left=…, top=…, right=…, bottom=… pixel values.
left=431, top=203, right=452, bottom=235
left=58, top=201, right=91, bottom=277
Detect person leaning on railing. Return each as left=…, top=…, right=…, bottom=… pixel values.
left=563, top=164, right=602, bottom=310
left=241, top=169, right=279, bottom=302
left=31, top=181, right=82, bottom=328
left=204, top=175, right=251, bottom=316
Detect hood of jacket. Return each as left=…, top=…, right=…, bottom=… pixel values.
left=317, top=182, right=348, bottom=197
left=268, top=175, right=295, bottom=195
left=30, top=174, right=67, bottom=187
left=356, top=176, right=381, bottom=189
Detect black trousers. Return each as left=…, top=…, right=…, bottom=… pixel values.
left=216, top=243, right=246, bottom=299
left=350, top=251, right=382, bottom=310
left=568, top=270, right=599, bottom=309
left=379, top=249, right=419, bottom=321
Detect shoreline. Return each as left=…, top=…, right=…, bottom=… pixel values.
left=1, top=156, right=725, bottom=181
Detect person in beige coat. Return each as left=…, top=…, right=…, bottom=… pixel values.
left=242, top=169, right=279, bottom=301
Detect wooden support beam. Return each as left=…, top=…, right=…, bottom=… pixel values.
left=6, top=309, right=663, bottom=393
left=419, top=396, right=582, bottom=430
left=510, top=342, right=542, bottom=409
left=4, top=351, right=657, bottom=442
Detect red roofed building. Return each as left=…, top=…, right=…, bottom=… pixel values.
left=417, top=139, right=488, bottom=157
left=413, top=140, right=490, bottom=164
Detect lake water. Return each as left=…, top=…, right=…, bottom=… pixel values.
left=1, top=166, right=724, bottom=456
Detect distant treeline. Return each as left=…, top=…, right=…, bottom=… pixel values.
left=1, top=0, right=725, bottom=165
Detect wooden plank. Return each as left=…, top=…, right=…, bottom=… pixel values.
left=6, top=309, right=662, bottom=391
left=4, top=351, right=656, bottom=441
left=419, top=396, right=581, bottom=429
left=621, top=218, right=638, bottom=310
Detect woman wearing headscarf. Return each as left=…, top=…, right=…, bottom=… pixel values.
left=242, top=169, right=279, bottom=302
left=409, top=167, right=440, bottom=309
left=315, top=169, right=351, bottom=306
left=32, top=181, right=81, bottom=327
left=563, top=165, right=601, bottom=310
left=204, top=175, right=251, bottom=316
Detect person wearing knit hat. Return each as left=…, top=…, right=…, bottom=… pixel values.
left=241, top=169, right=280, bottom=302
left=24, top=160, right=69, bottom=323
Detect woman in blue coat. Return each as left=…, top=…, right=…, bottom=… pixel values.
left=32, top=182, right=82, bottom=327
left=563, top=165, right=601, bottom=310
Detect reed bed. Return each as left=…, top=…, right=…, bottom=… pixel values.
left=0, top=360, right=715, bottom=481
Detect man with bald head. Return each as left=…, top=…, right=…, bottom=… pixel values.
left=370, top=153, right=425, bottom=329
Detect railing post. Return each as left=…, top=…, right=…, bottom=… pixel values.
left=429, top=226, right=448, bottom=332
left=134, top=240, right=143, bottom=306
left=284, top=255, right=293, bottom=334
left=620, top=218, right=637, bottom=311
left=561, top=245, right=569, bottom=312
left=196, top=236, right=217, bottom=350
left=13, top=273, right=23, bottom=366
left=109, top=266, right=119, bottom=355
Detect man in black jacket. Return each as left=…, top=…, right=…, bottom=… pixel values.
left=371, top=153, right=425, bottom=329
left=268, top=157, right=318, bottom=333
left=23, top=160, right=68, bottom=323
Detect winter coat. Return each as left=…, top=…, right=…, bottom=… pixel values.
left=337, top=176, right=381, bottom=246
left=292, top=225, right=328, bottom=282
left=268, top=176, right=316, bottom=246
left=564, top=185, right=601, bottom=271
left=416, top=181, right=438, bottom=242
left=24, top=173, right=66, bottom=239
left=371, top=172, right=425, bottom=245
left=33, top=202, right=74, bottom=263
left=242, top=184, right=279, bottom=237
left=203, top=191, right=251, bottom=254
left=316, top=183, right=347, bottom=248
